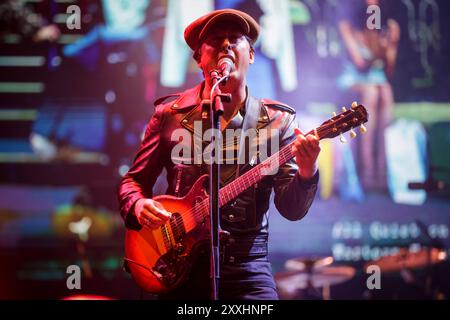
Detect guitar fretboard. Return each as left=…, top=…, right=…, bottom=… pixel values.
left=194, top=103, right=367, bottom=220
left=218, top=128, right=318, bottom=207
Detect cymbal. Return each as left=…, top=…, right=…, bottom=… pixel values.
left=275, top=265, right=356, bottom=293
left=365, top=247, right=447, bottom=273
left=285, top=256, right=334, bottom=271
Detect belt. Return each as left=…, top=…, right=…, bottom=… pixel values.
left=220, top=234, right=268, bottom=264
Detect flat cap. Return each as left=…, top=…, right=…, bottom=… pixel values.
left=184, top=9, right=260, bottom=51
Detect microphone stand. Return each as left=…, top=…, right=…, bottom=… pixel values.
left=207, top=70, right=231, bottom=300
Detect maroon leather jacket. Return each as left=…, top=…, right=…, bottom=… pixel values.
left=118, top=83, right=318, bottom=250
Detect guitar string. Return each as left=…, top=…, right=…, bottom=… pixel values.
left=163, top=114, right=361, bottom=241
left=165, top=140, right=296, bottom=239
left=165, top=127, right=327, bottom=238
left=166, top=109, right=365, bottom=238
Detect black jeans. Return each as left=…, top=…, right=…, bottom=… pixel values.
left=158, top=253, right=278, bottom=300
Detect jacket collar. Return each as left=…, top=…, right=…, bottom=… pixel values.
left=170, top=83, right=203, bottom=111
left=179, top=85, right=270, bottom=133
left=245, top=95, right=270, bottom=130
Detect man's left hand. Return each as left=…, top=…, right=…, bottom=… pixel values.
left=292, top=128, right=320, bottom=180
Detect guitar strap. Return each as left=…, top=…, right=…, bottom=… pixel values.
left=235, top=96, right=261, bottom=179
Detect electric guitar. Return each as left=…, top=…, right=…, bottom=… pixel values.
left=124, top=103, right=368, bottom=294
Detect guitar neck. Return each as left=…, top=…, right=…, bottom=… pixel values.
left=218, top=128, right=316, bottom=207
left=216, top=103, right=368, bottom=208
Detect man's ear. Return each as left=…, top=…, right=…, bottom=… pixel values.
left=194, top=47, right=202, bottom=67
left=249, top=48, right=255, bottom=64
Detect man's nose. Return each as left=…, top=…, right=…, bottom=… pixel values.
left=221, top=38, right=233, bottom=51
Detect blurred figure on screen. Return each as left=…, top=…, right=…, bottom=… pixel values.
left=337, top=0, right=400, bottom=191
left=0, top=0, right=60, bottom=42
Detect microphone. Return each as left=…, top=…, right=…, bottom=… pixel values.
left=217, top=57, right=234, bottom=78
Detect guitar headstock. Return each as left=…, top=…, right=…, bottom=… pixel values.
left=315, top=102, right=368, bottom=142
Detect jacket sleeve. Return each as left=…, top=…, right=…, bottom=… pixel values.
left=117, top=105, right=165, bottom=228
left=273, top=112, right=319, bottom=221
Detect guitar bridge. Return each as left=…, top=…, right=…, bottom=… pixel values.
left=154, top=250, right=190, bottom=286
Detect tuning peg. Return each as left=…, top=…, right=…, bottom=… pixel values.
left=339, top=133, right=347, bottom=143
left=332, top=112, right=337, bottom=117
left=342, top=106, right=347, bottom=112
left=351, top=101, right=358, bottom=109
left=360, top=124, right=367, bottom=134
left=350, top=128, right=357, bottom=139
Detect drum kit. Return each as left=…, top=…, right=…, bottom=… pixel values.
left=274, top=247, right=447, bottom=300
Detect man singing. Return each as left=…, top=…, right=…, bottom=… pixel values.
left=118, top=9, right=321, bottom=300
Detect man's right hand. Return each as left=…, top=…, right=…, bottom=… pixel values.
left=134, top=199, right=172, bottom=230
